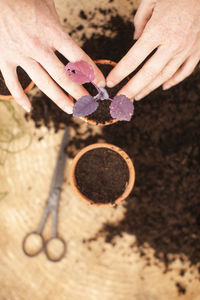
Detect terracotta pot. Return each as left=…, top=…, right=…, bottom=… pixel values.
left=0, top=69, right=34, bottom=100
left=70, top=143, right=135, bottom=207
left=82, top=60, right=118, bottom=126
left=69, top=59, right=132, bottom=126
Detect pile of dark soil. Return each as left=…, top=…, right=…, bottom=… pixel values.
left=100, top=74, right=200, bottom=269
left=25, top=9, right=200, bottom=281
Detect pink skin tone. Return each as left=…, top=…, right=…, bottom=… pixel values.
left=1, top=0, right=199, bottom=112
left=0, top=0, right=105, bottom=113
left=106, top=0, right=200, bottom=101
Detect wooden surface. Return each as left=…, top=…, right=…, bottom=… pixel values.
left=0, top=1, right=200, bottom=299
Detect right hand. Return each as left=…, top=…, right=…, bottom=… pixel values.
left=0, top=0, right=105, bottom=113
left=106, top=0, right=200, bottom=101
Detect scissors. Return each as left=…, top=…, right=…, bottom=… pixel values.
left=22, top=128, right=69, bottom=262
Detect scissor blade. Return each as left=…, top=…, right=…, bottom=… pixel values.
left=49, top=127, right=70, bottom=197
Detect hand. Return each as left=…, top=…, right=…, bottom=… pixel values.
left=106, top=0, right=200, bottom=100
left=0, top=0, right=105, bottom=113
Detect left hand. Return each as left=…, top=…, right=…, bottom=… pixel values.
left=106, top=0, right=200, bottom=100
left=0, top=0, right=105, bottom=113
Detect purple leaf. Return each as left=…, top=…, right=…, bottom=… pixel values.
left=65, top=60, right=95, bottom=84
left=73, top=96, right=99, bottom=117
left=110, top=95, right=134, bottom=121
left=94, top=87, right=109, bottom=101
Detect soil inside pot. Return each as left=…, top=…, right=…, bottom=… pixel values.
left=74, top=147, right=129, bottom=204
left=83, top=64, right=129, bottom=124
left=0, top=66, right=32, bottom=96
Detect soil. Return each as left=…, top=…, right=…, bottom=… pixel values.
left=0, top=66, right=32, bottom=96
left=87, top=99, right=112, bottom=124
left=25, top=9, right=200, bottom=283
left=81, top=14, right=135, bottom=61
left=25, top=92, right=75, bottom=132
left=74, top=147, right=129, bottom=204
left=176, top=283, right=186, bottom=295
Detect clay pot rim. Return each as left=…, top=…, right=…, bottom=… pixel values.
left=0, top=79, right=35, bottom=100
left=68, top=59, right=119, bottom=126
left=70, top=143, right=135, bottom=207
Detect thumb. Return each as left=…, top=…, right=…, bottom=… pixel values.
left=134, top=0, right=156, bottom=39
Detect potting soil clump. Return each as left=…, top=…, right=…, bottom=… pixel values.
left=25, top=8, right=200, bottom=285
left=75, top=148, right=129, bottom=204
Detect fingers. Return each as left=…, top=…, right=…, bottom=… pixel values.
left=0, top=63, right=31, bottom=112
left=115, top=45, right=173, bottom=99
left=21, top=58, right=73, bottom=114
left=134, top=54, right=186, bottom=100
left=36, top=49, right=90, bottom=101
left=134, top=0, right=155, bottom=39
left=163, top=53, right=200, bottom=90
left=106, top=34, right=157, bottom=88
left=55, top=33, right=105, bottom=87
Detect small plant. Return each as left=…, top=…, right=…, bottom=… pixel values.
left=65, top=61, right=134, bottom=121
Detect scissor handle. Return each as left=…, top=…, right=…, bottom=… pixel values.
left=44, top=236, right=66, bottom=262
left=22, top=232, right=45, bottom=257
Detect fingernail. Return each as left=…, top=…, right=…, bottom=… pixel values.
left=106, top=80, right=115, bottom=88
left=63, top=104, right=73, bottom=114
left=134, top=94, right=143, bottom=101
left=98, top=80, right=105, bottom=88
left=22, top=103, right=31, bottom=112
left=133, top=32, right=138, bottom=40
left=162, top=85, right=170, bottom=90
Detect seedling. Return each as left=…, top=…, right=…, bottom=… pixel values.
left=65, top=61, right=134, bottom=121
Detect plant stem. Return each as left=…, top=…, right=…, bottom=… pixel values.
left=91, top=81, right=101, bottom=94
left=91, top=82, right=112, bottom=101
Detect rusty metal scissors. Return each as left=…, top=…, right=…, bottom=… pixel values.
left=22, top=128, right=69, bottom=262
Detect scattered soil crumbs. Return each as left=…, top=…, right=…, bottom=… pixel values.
left=75, top=148, right=129, bottom=204
left=180, top=269, right=186, bottom=277
left=25, top=92, right=75, bottom=132
left=25, top=9, right=200, bottom=283
left=176, top=283, right=186, bottom=295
